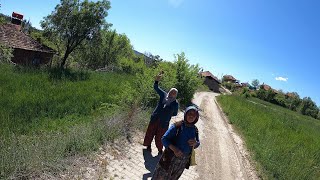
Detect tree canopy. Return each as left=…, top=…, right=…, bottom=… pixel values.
left=41, top=0, right=111, bottom=69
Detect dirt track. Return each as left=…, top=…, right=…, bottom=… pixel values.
left=193, top=92, right=258, bottom=180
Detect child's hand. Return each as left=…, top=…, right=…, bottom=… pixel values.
left=173, top=148, right=183, bottom=157
left=188, top=139, right=197, bottom=147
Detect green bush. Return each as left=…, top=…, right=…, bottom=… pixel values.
left=174, top=52, right=202, bottom=106
left=241, top=87, right=251, bottom=98
left=0, top=43, right=13, bottom=64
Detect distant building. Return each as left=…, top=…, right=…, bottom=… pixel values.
left=260, top=84, right=279, bottom=94
left=223, top=75, right=238, bottom=83
left=0, top=12, right=55, bottom=66
left=260, top=84, right=271, bottom=91
left=200, top=71, right=221, bottom=92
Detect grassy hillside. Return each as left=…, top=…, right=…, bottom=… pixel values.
left=217, top=95, right=320, bottom=180
left=0, top=65, right=149, bottom=179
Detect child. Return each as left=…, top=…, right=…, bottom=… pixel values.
left=152, top=106, right=200, bottom=179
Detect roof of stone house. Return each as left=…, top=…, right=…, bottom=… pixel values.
left=223, top=75, right=237, bottom=81
left=0, top=23, right=55, bottom=53
left=261, top=84, right=271, bottom=91
left=286, top=92, right=297, bottom=98
left=200, top=71, right=221, bottom=83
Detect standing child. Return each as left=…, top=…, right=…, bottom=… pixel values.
left=152, top=106, right=200, bottom=180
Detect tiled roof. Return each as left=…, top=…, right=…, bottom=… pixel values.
left=200, top=71, right=221, bottom=83
left=0, top=23, right=55, bottom=53
left=261, top=84, right=271, bottom=91
left=223, top=75, right=237, bottom=81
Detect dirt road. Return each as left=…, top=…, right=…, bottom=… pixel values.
left=193, top=92, right=258, bottom=180
left=57, top=92, right=258, bottom=180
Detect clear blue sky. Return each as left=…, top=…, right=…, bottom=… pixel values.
left=1, top=0, right=319, bottom=106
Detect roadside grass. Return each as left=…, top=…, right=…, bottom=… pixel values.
left=0, top=65, right=149, bottom=179
left=217, top=95, right=320, bottom=180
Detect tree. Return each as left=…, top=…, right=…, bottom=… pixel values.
left=76, top=29, right=133, bottom=69
left=300, top=97, right=319, bottom=119
left=101, top=30, right=133, bottom=67
left=144, top=52, right=163, bottom=67
left=285, top=92, right=301, bottom=111
left=41, top=0, right=111, bottom=69
left=174, top=52, right=202, bottom=106
left=251, top=79, right=260, bottom=89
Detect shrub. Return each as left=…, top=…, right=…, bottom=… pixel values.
left=174, top=52, right=202, bottom=106
left=0, top=43, right=13, bottom=64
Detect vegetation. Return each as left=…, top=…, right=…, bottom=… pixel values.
left=40, top=0, right=111, bottom=69
left=222, top=79, right=319, bottom=120
left=175, top=52, right=202, bottom=106
left=0, top=43, right=13, bottom=64
left=0, top=49, right=203, bottom=177
left=217, top=95, right=320, bottom=179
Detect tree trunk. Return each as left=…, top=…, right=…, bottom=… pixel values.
left=60, top=50, right=70, bottom=69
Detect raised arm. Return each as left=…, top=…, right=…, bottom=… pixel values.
left=154, top=81, right=166, bottom=98
left=154, top=73, right=166, bottom=98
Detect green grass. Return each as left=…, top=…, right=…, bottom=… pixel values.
left=0, top=65, right=137, bottom=135
left=0, top=65, right=149, bottom=179
left=217, top=95, right=320, bottom=180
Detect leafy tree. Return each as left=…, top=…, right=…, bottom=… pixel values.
left=285, top=92, right=301, bottom=111
left=144, top=52, right=163, bottom=67
left=274, top=93, right=286, bottom=107
left=300, top=97, right=319, bottom=119
left=251, top=79, right=260, bottom=89
left=174, top=52, right=202, bottom=106
left=101, top=30, right=133, bottom=67
left=75, top=29, right=133, bottom=70
left=41, top=0, right=111, bottom=69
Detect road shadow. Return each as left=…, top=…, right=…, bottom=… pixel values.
left=142, top=149, right=161, bottom=180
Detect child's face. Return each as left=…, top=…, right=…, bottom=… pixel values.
left=186, top=110, right=197, bottom=123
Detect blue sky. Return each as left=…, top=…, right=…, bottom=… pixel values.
left=1, top=0, right=319, bottom=106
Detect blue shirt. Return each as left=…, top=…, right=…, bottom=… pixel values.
left=162, top=122, right=200, bottom=156
left=151, top=81, right=179, bottom=128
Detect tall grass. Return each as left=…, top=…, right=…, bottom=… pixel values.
left=217, top=95, right=320, bottom=180
left=0, top=65, right=149, bottom=179
left=0, top=65, right=137, bottom=135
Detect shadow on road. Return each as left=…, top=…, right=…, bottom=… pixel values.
left=142, top=149, right=161, bottom=180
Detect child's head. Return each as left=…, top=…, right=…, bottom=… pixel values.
left=184, top=106, right=199, bottom=124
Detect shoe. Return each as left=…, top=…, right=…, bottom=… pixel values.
left=158, top=150, right=163, bottom=154
left=146, top=145, right=152, bottom=152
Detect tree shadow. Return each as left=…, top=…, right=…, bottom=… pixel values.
left=48, top=67, right=90, bottom=81
left=142, top=149, right=161, bottom=180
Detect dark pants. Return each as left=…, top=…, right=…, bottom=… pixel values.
left=143, top=118, right=168, bottom=151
